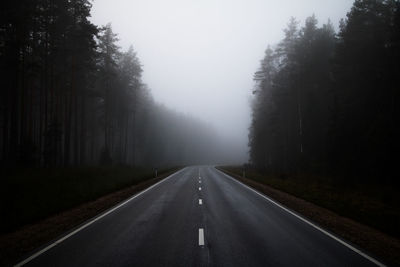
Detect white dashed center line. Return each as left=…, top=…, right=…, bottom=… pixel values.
left=197, top=171, right=204, bottom=247
left=199, top=228, right=204, bottom=246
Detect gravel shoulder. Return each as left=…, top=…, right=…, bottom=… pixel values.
left=0, top=169, right=180, bottom=266
left=218, top=167, right=400, bottom=266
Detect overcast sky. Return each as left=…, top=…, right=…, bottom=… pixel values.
left=90, top=0, right=353, bottom=161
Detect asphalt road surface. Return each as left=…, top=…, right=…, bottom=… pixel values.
left=17, top=166, right=383, bottom=267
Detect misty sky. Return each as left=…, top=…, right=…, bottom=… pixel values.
left=90, top=0, right=353, bottom=160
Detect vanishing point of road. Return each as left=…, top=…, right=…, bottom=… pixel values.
left=16, top=166, right=383, bottom=267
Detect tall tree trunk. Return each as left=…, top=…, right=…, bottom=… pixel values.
left=73, top=72, right=79, bottom=166
left=80, top=89, right=86, bottom=165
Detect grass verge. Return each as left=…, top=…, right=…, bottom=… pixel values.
left=218, top=166, right=400, bottom=266
left=220, top=166, right=400, bottom=238
left=1, top=166, right=176, bottom=233
left=0, top=166, right=180, bottom=265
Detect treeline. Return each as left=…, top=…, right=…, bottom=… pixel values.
left=249, top=0, right=400, bottom=182
left=0, top=0, right=221, bottom=167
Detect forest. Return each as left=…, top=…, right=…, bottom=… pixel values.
left=2, top=0, right=400, bottom=176
left=0, top=0, right=228, bottom=168
left=249, top=0, right=400, bottom=184
left=1, top=1, right=400, bottom=265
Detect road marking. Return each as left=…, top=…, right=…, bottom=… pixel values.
left=199, top=181, right=201, bottom=183
left=199, top=228, right=205, bottom=246
left=199, top=187, right=202, bottom=191
left=14, top=168, right=186, bottom=267
left=216, top=169, right=385, bottom=267
left=199, top=199, right=202, bottom=205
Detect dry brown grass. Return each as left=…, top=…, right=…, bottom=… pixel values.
left=219, top=167, right=400, bottom=266
left=0, top=167, right=179, bottom=266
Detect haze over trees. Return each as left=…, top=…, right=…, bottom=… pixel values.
left=2, top=0, right=399, bottom=173
left=0, top=0, right=226, bottom=168
left=249, top=0, right=400, bottom=183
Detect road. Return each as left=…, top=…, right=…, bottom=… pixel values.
left=17, top=166, right=382, bottom=267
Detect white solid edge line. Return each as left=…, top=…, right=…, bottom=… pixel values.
left=14, top=168, right=186, bottom=267
left=215, top=168, right=385, bottom=267
left=199, top=228, right=205, bottom=246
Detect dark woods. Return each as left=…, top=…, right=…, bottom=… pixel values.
left=2, top=0, right=399, bottom=173
left=0, top=0, right=220, bottom=168
left=249, top=0, right=400, bottom=183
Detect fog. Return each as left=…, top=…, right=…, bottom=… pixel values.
left=89, top=0, right=352, bottom=163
